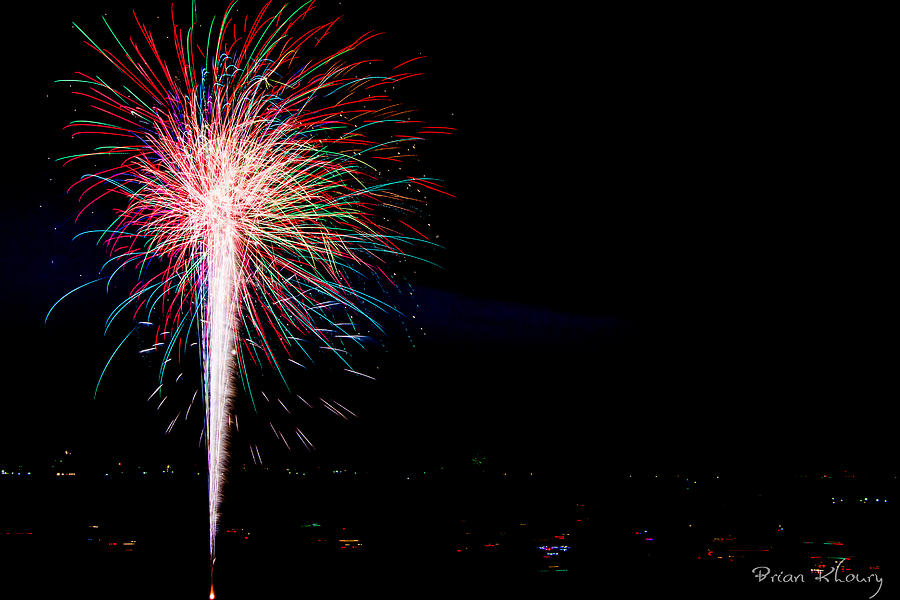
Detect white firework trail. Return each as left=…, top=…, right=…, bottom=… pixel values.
left=201, top=211, right=239, bottom=564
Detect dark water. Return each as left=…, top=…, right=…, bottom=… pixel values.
left=2, top=467, right=896, bottom=599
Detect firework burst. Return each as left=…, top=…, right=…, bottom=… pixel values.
left=52, top=0, right=447, bottom=585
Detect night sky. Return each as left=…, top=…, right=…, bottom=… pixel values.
left=1, top=1, right=893, bottom=477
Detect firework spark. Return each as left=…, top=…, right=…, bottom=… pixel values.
left=55, top=0, right=446, bottom=582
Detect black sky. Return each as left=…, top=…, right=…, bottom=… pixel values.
left=1, top=2, right=893, bottom=474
